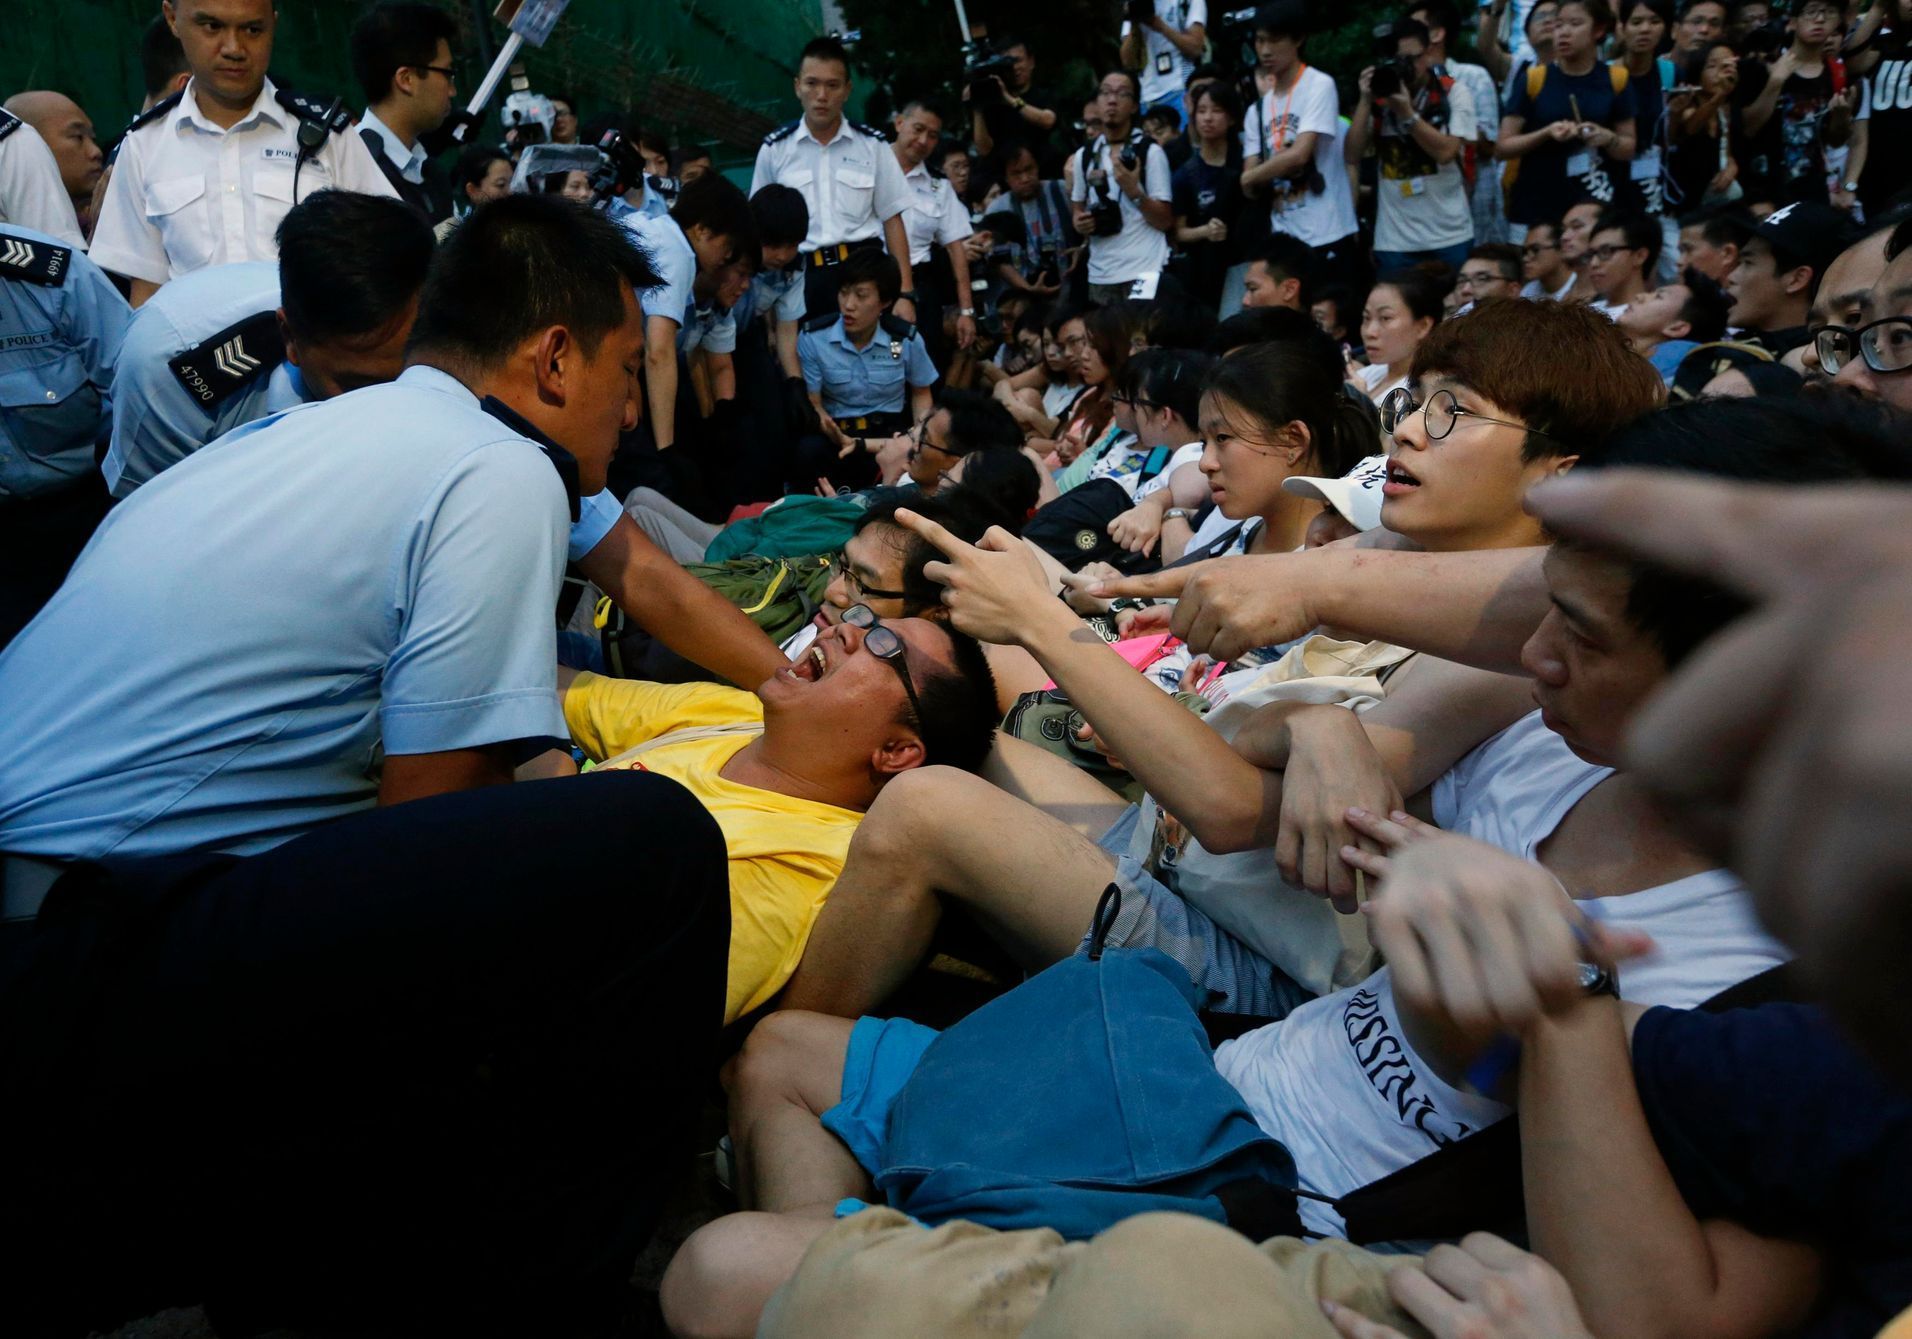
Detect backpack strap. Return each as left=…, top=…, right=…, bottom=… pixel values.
left=1526, top=62, right=1548, bottom=102
left=600, top=720, right=764, bottom=769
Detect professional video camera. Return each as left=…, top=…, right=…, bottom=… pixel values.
left=964, top=38, right=1019, bottom=103
left=588, top=129, right=647, bottom=204
left=501, top=89, right=555, bottom=146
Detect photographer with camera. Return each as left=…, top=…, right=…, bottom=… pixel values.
left=985, top=141, right=1076, bottom=298
left=1121, top=0, right=1210, bottom=122
left=1348, top=18, right=1477, bottom=272
left=1069, top=70, right=1175, bottom=305
left=964, top=35, right=1061, bottom=173
left=1239, top=2, right=1362, bottom=292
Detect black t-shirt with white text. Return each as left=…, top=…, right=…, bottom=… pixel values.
left=1860, top=30, right=1912, bottom=212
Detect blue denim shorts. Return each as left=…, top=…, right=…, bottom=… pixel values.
left=1084, top=806, right=1312, bottom=1019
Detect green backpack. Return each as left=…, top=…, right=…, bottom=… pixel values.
left=687, top=553, right=836, bottom=644
left=590, top=552, right=835, bottom=679
left=701, top=495, right=867, bottom=563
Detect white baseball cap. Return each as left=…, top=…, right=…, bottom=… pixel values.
left=1282, top=453, right=1388, bottom=532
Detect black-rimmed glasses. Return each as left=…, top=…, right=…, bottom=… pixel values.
left=1815, top=317, right=1912, bottom=377
left=1380, top=387, right=1562, bottom=445
left=842, top=604, right=923, bottom=723
left=413, top=64, right=458, bottom=81
left=831, top=551, right=908, bottom=602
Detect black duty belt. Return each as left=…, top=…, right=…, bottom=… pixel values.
left=807, top=238, right=882, bottom=268
left=837, top=411, right=909, bottom=434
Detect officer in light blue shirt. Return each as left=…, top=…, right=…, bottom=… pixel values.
left=0, top=223, right=130, bottom=643
left=616, top=174, right=758, bottom=458
left=797, top=247, right=935, bottom=487
left=100, top=190, right=628, bottom=565
left=0, top=195, right=786, bottom=862
left=104, top=190, right=433, bottom=497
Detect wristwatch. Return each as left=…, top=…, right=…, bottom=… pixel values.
left=1403, top=112, right=1422, bottom=128
left=1843, top=179, right=1861, bottom=193
left=1013, top=96, right=1027, bottom=110
left=958, top=306, right=977, bottom=317
left=897, top=289, right=919, bottom=303
left=1162, top=508, right=1196, bottom=524
left=1576, top=961, right=1620, bottom=999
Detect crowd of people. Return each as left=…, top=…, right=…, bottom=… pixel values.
left=3, top=0, right=1912, bottom=1337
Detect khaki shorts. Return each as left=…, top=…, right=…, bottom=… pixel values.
left=761, top=1206, right=1432, bottom=1339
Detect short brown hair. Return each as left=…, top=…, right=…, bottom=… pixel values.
left=1410, top=298, right=1662, bottom=461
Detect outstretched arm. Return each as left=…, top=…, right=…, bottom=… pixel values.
left=577, top=515, right=787, bottom=690
left=1093, top=545, right=1551, bottom=672
left=900, top=512, right=1528, bottom=862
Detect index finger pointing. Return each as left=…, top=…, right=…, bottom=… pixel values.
left=894, top=507, right=971, bottom=559
left=1090, top=559, right=1215, bottom=599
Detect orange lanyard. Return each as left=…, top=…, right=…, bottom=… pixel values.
left=1270, top=63, right=1307, bottom=153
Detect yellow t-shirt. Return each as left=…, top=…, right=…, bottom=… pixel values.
left=563, top=672, right=863, bottom=1023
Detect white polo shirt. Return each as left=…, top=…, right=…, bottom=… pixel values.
left=90, top=77, right=397, bottom=286
left=749, top=117, right=908, bottom=253
left=897, top=159, right=972, bottom=266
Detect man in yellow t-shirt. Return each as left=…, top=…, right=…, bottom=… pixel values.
left=562, top=606, right=999, bottom=1023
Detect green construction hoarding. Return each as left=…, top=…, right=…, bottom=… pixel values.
left=5, top=1, right=831, bottom=169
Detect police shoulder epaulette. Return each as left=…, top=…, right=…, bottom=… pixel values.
left=0, top=108, right=20, bottom=142
left=0, top=231, right=72, bottom=287
left=763, top=120, right=800, bottom=146
left=853, top=121, right=894, bottom=143
left=273, top=89, right=352, bottom=135
left=120, top=90, right=184, bottom=141
left=879, top=313, right=917, bottom=341
left=802, top=310, right=838, bottom=333
left=167, top=309, right=287, bottom=410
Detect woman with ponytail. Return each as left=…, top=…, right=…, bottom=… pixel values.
left=1194, top=340, right=1384, bottom=558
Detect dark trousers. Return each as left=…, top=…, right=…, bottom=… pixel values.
left=0, top=771, right=731, bottom=1338
left=0, top=471, right=112, bottom=650
left=730, top=320, right=800, bottom=507
left=801, top=239, right=883, bottom=322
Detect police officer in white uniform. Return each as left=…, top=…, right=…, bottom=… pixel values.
left=891, top=98, right=977, bottom=366
left=88, top=0, right=396, bottom=305
left=750, top=34, right=917, bottom=325
left=0, top=109, right=88, bottom=248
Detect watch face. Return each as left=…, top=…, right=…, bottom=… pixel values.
left=1576, top=961, right=1603, bottom=991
